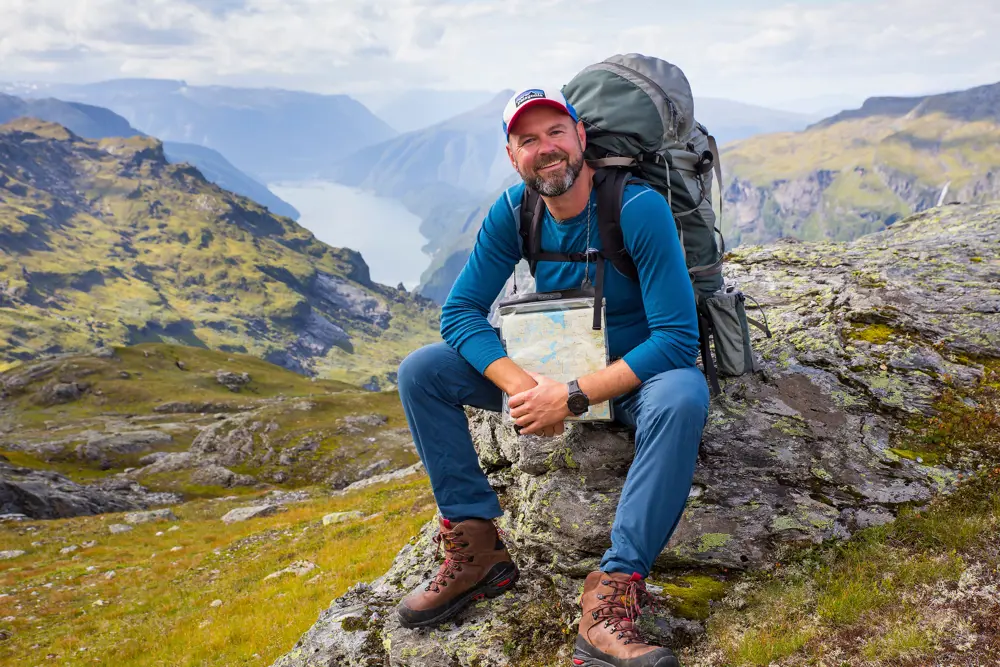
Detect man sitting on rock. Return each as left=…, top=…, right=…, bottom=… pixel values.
left=395, top=88, right=709, bottom=667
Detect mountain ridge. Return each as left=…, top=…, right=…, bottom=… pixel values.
left=813, top=79, right=1000, bottom=128
left=719, top=79, right=1000, bottom=247
left=0, top=92, right=300, bottom=220
left=0, top=118, right=440, bottom=386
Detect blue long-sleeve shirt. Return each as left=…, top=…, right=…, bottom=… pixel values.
left=440, top=180, right=700, bottom=383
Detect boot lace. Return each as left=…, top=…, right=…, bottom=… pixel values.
left=425, top=525, right=472, bottom=592
left=592, top=577, right=661, bottom=645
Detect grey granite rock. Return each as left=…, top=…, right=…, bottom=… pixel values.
left=221, top=504, right=282, bottom=524
left=0, top=459, right=179, bottom=520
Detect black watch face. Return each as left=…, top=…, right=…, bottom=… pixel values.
left=568, top=393, right=589, bottom=415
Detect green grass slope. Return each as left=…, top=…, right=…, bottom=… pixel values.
left=0, top=471, right=435, bottom=666
left=0, top=119, right=441, bottom=386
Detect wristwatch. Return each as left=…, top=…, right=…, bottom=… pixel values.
left=566, top=379, right=590, bottom=416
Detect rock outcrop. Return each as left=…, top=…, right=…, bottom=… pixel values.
left=272, top=203, right=1000, bottom=666
left=0, top=457, right=181, bottom=519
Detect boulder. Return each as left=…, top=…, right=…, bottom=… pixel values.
left=264, top=560, right=318, bottom=581
left=216, top=370, right=252, bottom=392
left=35, top=381, right=89, bottom=406
left=189, top=464, right=258, bottom=488
left=124, top=508, right=178, bottom=524
left=75, top=430, right=173, bottom=463
left=322, top=511, right=365, bottom=526
left=0, top=459, right=179, bottom=520
left=331, top=462, right=426, bottom=496
left=272, top=204, right=1000, bottom=666
left=334, top=414, right=389, bottom=434
left=221, top=504, right=282, bottom=524
left=190, top=418, right=257, bottom=466
left=135, top=452, right=196, bottom=473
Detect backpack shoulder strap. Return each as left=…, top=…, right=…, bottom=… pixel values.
left=594, top=167, right=639, bottom=282
left=518, top=187, right=544, bottom=277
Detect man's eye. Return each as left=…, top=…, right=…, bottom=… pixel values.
left=522, top=138, right=535, bottom=146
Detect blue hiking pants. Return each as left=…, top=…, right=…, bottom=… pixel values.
left=397, top=342, right=709, bottom=578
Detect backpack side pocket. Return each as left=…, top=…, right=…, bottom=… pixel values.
left=703, top=290, right=757, bottom=377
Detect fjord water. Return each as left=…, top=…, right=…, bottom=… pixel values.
left=269, top=180, right=429, bottom=290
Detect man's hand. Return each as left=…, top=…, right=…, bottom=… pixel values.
left=508, top=372, right=571, bottom=437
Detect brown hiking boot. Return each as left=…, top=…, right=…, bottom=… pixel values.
left=396, top=517, right=519, bottom=628
left=572, top=571, right=680, bottom=667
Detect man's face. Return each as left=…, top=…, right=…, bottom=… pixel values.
left=506, top=105, right=586, bottom=197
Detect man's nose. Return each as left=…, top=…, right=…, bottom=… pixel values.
left=537, top=134, right=559, bottom=154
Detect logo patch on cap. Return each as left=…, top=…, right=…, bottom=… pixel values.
left=514, top=89, right=546, bottom=107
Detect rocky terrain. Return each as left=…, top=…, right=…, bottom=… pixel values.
left=720, top=80, right=1000, bottom=248
left=0, top=343, right=422, bottom=519
left=273, top=201, right=1000, bottom=666
left=0, top=119, right=441, bottom=387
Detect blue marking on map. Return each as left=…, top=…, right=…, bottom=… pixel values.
left=540, top=341, right=558, bottom=364
left=544, top=312, right=565, bottom=327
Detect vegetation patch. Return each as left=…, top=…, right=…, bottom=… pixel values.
left=653, top=573, right=729, bottom=621
left=0, top=474, right=434, bottom=666
left=845, top=322, right=896, bottom=345
left=681, top=359, right=1000, bottom=666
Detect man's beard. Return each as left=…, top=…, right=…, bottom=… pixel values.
left=519, top=148, right=585, bottom=197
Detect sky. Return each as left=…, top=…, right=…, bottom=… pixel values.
left=0, top=0, right=998, bottom=112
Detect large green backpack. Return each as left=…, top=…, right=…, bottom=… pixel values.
left=518, top=53, right=770, bottom=394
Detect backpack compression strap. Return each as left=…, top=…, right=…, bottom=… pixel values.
left=593, top=167, right=638, bottom=282
left=518, top=187, right=545, bottom=277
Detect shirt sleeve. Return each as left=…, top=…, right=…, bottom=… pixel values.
left=618, top=187, right=701, bottom=381
left=439, top=189, right=523, bottom=374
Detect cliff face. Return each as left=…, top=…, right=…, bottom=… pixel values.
left=0, top=119, right=440, bottom=386
left=272, top=202, right=1000, bottom=666
left=720, top=81, right=1000, bottom=248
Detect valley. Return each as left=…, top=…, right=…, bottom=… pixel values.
left=268, top=181, right=429, bottom=291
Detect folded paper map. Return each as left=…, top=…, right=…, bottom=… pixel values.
left=499, top=295, right=613, bottom=422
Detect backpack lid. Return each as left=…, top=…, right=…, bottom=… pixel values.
left=562, top=54, right=695, bottom=155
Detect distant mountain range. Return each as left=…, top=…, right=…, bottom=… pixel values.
left=0, top=119, right=440, bottom=387
left=356, top=88, right=499, bottom=134
left=0, top=93, right=299, bottom=220
left=720, top=80, right=1000, bottom=247
left=694, top=97, right=820, bottom=146
left=5, top=79, right=397, bottom=181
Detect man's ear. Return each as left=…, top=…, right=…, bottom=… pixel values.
left=576, top=120, right=586, bottom=149
left=506, top=141, right=517, bottom=170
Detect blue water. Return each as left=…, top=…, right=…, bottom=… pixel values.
left=269, top=180, right=429, bottom=290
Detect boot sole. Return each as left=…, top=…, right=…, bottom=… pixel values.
left=398, top=562, right=519, bottom=629
left=571, top=637, right=680, bottom=667
left=570, top=659, right=678, bottom=667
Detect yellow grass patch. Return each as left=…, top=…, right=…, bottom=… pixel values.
left=0, top=474, right=435, bottom=666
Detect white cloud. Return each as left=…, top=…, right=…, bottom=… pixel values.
left=0, top=0, right=997, bottom=110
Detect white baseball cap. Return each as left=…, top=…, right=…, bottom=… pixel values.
left=502, top=88, right=579, bottom=139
